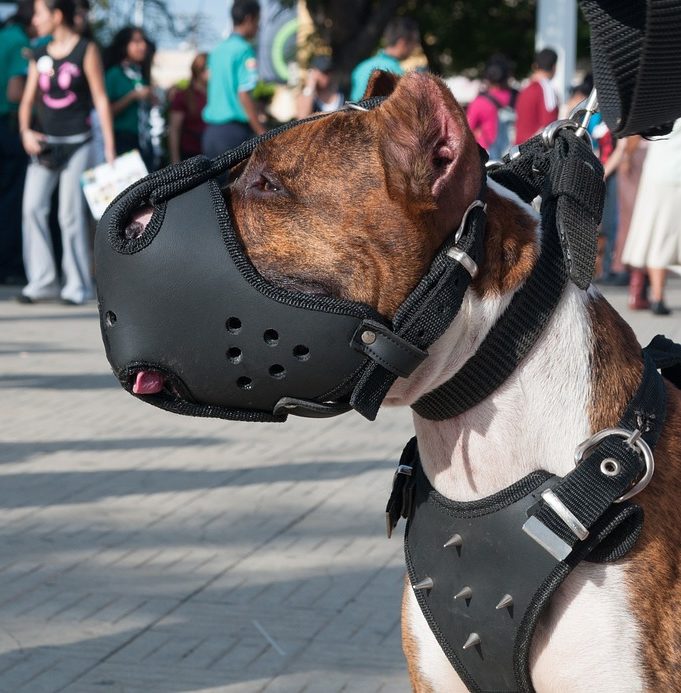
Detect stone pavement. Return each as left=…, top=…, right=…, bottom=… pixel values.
left=1, top=277, right=680, bottom=693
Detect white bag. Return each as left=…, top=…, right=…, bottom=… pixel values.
left=81, top=149, right=148, bottom=221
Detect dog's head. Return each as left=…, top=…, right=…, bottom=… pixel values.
left=98, top=71, right=537, bottom=417
left=229, top=71, right=483, bottom=318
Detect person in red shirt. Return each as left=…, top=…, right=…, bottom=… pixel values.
left=466, top=55, right=515, bottom=160
left=514, top=48, right=559, bottom=145
left=168, top=53, right=208, bottom=164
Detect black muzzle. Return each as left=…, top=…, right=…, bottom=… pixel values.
left=95, top=100, right=487, bottom=422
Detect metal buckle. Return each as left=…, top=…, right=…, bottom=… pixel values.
left=574, top=427, right=655, bottom=503
left=447, top=248, right=478, bottom=278
left=453, top=199, right=487, bottom=243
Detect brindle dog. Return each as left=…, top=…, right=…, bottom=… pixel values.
left=129, top=72, right=681, bottom=691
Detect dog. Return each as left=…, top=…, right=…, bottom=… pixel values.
left=126, top=71, right=681, bottom=691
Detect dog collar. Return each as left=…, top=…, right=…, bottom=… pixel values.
left=389, top=336, right=681, bottom=692
left=96, top=98, right=488, bottom=423
left=413, top=128, right=606, bottom=421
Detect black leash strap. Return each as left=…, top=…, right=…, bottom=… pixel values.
left=579, top=0, right=681, bottom=137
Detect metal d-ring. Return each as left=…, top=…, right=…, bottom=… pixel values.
left=541, top=119, right=579, bottom=148
left=574, top=427, right=655, bottom=503
left=542, top=88, right=599, bottom=149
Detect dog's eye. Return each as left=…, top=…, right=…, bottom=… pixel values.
left=258, top=174, right=280, bottom=193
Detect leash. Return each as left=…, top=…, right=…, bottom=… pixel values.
left=388, top=338, right=681, bottom=692
left=579, top=0, right=681, bottom=138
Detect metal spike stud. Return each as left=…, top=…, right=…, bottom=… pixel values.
left=495, top=594, right=513, bottom=610
left=463, top=633, right=481, bottom=650
left=412, top=577, right=434, bottom=591
left=454, top=586, right=473, bottom=601
left=443, top=533, right=463, bottom=549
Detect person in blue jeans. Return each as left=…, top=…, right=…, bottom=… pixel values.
left=350, top=17, right=420, bottom=103
left=17, top=0, right=115, bottom=305
left=202, top=0, right=265, bottom=159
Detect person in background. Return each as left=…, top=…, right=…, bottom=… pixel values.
left=514, top=47, right=559, bottom=144
left=297, top=54, right=344, bottom=119
left=0, top=0, right=33, bottom=285
left=72, top=0, right=105, bottom=166
left=168, top=52, right=208, bottom=164
left=466, top=55, right=515, bottom=161
left=350, top=17, right=420, bottom=103
left=104, top=26, right=154, bottom=168
left=202, top=0, right=263, bottom=159
left=621, top=119, right=681, bottom=316
left=17, top=0, right=115, bottom=305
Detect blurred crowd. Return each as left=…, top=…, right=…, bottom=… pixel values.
left=0, top=0, right=679, bottom=312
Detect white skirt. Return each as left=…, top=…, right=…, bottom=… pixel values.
left=622, top=179, right=681, bottom=269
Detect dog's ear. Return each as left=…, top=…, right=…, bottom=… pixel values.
left=363, top=70, right=400, bottom=99
left=376, top=72, right=482, bottom=232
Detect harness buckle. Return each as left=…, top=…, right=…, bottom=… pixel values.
left=574, top=427, right=655, bottom=502
left=386, top=463, right=415, bottom=538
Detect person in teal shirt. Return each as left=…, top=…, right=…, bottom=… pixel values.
left=0, top=0, right=32, bottom=284
left=202, top=0, right=264, bottom=159
left=350, top=17, right=420, bottom=102
left=104, top=26, right=155, bottom=168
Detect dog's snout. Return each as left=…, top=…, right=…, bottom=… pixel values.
left=124, top=206, right=154, bottom=241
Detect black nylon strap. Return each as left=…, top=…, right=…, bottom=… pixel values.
left=351, top=192, right=488, bottom=420
left=579, top=0, right=681, bottom=137
left=531, top=345, right=668, bottom=556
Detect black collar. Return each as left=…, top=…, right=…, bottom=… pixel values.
left=412, top=131, right=605, bottom=421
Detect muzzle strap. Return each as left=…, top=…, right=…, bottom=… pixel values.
left=350, top=190, right=488, bottom=420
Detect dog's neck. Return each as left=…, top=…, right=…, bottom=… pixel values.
left=413, top=284, right=594, bottom=500
left=386, top=182, right=643, bottom=502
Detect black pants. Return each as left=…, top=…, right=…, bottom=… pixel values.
left=202, top=122, right=253, bottom=159
left=0, top=115, right=28, bottom=283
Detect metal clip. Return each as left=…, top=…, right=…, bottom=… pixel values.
left=571, top=89, right=599, bottom=139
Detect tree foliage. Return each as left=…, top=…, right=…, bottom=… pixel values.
left=89, top=0, right=215, bottom=47
left=302, top=0, right=590, bottom=82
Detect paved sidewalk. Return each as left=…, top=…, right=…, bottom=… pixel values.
left=1, top=277, right=679, bottom=693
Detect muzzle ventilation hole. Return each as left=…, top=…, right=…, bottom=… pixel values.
left=264, top=329, right=279, bottom=346
left=237, top=376, right=253, bottom=390
left=226, top=317, right=242, bottom=333
left=105, top=311, right=117, bottom=327
left=293, top=345, right=310, bottom=361
left=227, top=347, right=242, bottom=364
left=269, top=364, right=286, bottom=379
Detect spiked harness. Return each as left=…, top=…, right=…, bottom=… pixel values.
left=384, top=117, right=681, bottom=691
left=388, top=338, right=681, bottom=692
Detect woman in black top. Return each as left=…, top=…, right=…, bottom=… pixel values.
left=17, top=0, right=114, bottom=305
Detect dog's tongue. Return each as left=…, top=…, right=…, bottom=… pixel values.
left=133, top=370, right=165, bottom=395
